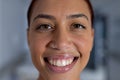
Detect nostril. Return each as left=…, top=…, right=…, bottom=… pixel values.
left=50, top=33, right=72, bottom=48
left=47, top=35, right=73, bottom=50
left=47, top=41, right=60, bottom=50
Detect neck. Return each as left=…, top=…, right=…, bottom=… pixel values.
left=37, top=74, right=81, bottom=80
left=37, top=75, right=44, bottom=80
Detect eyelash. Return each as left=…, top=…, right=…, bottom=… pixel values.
left=71, top=23, right=86, bottom=30
left=36, top=24, right=54, bottom=32
left=35, top=23, right=86, bottom=32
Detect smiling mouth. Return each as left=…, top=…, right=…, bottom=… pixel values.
left=44, top=55, right=79, bottom=73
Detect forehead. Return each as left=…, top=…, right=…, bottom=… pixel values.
left=31, top=0, right=91, bottom=22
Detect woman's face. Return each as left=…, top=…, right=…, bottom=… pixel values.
left=28, top=0, right=94, bottom=80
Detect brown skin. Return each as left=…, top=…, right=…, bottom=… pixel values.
left=27, top=0, right=94, bottom=80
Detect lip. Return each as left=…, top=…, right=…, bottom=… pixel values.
left=44, top=54, right=79, bottom=73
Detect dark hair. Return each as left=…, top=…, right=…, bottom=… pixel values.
left=85, top=0, right=94, bottom=27
left=27, top=0, right=36, bottom=27
left=27, top=0, right=94, bottom=27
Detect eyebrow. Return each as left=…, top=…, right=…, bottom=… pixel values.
left=33, top=13, right=88, bottom=22
left=67, top=14, right=88, bottom=20
left=33, top=14, right=56, bottom=21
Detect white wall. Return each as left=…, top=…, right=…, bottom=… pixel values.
left=0, top=0, right=3, bottom=67
left=91, top=0, right=120, bottom=80
left=91, top=0, right=120, bottom=51
left=0, top=0, right=30, bottom=71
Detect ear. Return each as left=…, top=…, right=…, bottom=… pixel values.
left=27, top=28, right=30, bottom=46
left=90, top=28, right=94, bottom=45
left=91, top=28, right=94, bottom=38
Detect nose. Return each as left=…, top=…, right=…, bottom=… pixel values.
left=48, top=29, right=73, bottom=50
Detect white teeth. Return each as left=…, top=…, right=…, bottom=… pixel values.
left=62, top=60, right=66, bottom=66
left=56, top=60, right=61, bottom=66
left=48, top=58, right=74, bottom=67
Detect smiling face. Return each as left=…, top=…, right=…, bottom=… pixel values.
left=27, top=0, right=94, bottom=80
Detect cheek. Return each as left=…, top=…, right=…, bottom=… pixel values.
left=73, top=36, right=93, bottom=66
left=74, top=36, right=93, bottom=55
left=30, top=38, right=46, bottom=55
left=29, top=36, right=49, bottom=69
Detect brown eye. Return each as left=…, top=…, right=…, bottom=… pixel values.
left=72, top=23, right=86, bottom=30
left=36, top=24, right=54, bottom=32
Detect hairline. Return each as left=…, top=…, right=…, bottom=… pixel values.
left=27, top=0, right=94, bottom=28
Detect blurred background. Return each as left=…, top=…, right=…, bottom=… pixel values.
left=0, top=0, right=120, bottom=80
